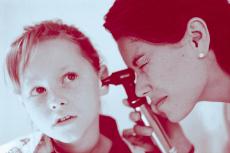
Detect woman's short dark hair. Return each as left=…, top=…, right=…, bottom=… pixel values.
left=104, top=0, right=230, bottom=74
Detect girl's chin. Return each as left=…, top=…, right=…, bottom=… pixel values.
left=52, top=134, right=82, bottom=144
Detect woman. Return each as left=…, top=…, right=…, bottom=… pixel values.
left=104, top=0, right=230, bottom=152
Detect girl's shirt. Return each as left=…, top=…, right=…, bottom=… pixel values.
left=0, top=115, right=131, bottom=153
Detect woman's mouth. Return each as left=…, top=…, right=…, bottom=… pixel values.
left=155, top=96, right=168, bottom=108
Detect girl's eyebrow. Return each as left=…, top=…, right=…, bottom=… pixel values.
left=59, top=66, right=70, bottom=72
left=59, top=65, right=79, bottom=72
left=24, top=75, right=39, bottom=86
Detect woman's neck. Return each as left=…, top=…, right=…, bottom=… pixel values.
left=201, top=51, right=230, bottom=103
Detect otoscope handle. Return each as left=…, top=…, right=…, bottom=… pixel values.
left=123, top=81, right=138, bottom=103
left=135, top=103, right=177, bottom=153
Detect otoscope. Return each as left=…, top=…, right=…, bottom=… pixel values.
left=102, top=68, right=176, bottom=153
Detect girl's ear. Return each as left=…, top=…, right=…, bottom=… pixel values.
left=185, top=17, right=210, bottom=59
left=98, top=65, right=109, bottom=96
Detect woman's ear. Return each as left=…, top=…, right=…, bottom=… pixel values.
left=98, top=65, right=109, bottom=96
left=185, top=17, right=210, bottom=59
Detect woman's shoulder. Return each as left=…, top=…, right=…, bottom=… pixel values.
left=0, top=132, right=46, bottom=153
left=224, top=103, right=230, bottom=133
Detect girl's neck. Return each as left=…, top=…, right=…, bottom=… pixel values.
left=52, top=134, right=112, bottom=153
left=90, top=134, right=112, bottom=153
left=51, top=117, right=112, bottom=153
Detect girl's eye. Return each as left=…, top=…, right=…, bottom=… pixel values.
left=31, top=87, right=46, bottom=96
left=63, top=72, right=78, bottom=83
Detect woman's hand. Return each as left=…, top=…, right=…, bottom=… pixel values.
left=122, top=99, right=193, bottom=153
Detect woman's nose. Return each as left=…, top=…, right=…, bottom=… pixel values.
left=135, top=74, right=152, bottom=97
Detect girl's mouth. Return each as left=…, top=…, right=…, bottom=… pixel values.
left=54, top=115, right=77, bottom=126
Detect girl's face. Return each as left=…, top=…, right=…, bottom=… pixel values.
left=20, top=38, right=102, bottom=143
left=117, top=37, right=208, bottom=122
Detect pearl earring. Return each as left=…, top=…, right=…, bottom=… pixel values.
left=198, top=53, right=205, bottom=58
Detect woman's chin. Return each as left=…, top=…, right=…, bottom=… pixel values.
left=167, top=113, right=184, bottom=123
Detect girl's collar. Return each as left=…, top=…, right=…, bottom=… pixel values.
left=50, top=134, right=112, bottom=153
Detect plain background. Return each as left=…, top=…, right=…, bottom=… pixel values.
left=0, top=1, right=228, bottom=153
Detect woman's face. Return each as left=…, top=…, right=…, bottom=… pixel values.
left=117, top=37, right=208, bottom=122
left=20, top=38, right=101, bottom=143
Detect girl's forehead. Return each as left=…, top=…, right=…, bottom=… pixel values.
left=29, top=38, right=83, bottom=61
left=21, top=39, right=83, bottom=74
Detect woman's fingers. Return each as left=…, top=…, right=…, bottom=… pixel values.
left=122, top=98, right=161, bottom=152
left=122, top=128, right=159, bottom=152
left=129, top=111, right=141, bottom=122
left=123, top=128, right=136, bottom=137
left=133, top=124, right=153, bottom=137
left=122, top=98, right=130, bottom=107
left=122, top=99, right=193, bottom=153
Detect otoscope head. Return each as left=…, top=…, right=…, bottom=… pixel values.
left=101, top=77, right=111, bottom=86
left=102, top=68, right=135, bottom=86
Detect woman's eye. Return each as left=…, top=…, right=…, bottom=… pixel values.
left=137, top=56, right=149, bottom=70
left=139, top=62, right=148, bottom=69
left=31, top=87, right=46, bottom=96
left=63, top=72, right=78, bottom=83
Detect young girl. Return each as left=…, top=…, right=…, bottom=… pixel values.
left=104, top=0, right=230, bottom=152
left=1, top=20, right=131, bottom=153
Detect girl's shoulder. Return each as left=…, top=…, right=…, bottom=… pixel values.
left=0, top=132, right=53, bottom=153
left=99, top=115, right=132, bottom=153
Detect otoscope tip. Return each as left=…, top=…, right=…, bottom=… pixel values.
left=101, top=77, right=111, bottom=86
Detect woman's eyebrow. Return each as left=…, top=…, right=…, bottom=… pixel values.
left=132, top=54, right=144, bottom=67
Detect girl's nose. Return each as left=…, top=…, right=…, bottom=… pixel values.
left=49, top=99, right=68, bottom=111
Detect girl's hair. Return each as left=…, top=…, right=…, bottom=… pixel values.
left=6, top=20, right=101, bottom=93
left=104, top=0, right=230, bottom=74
